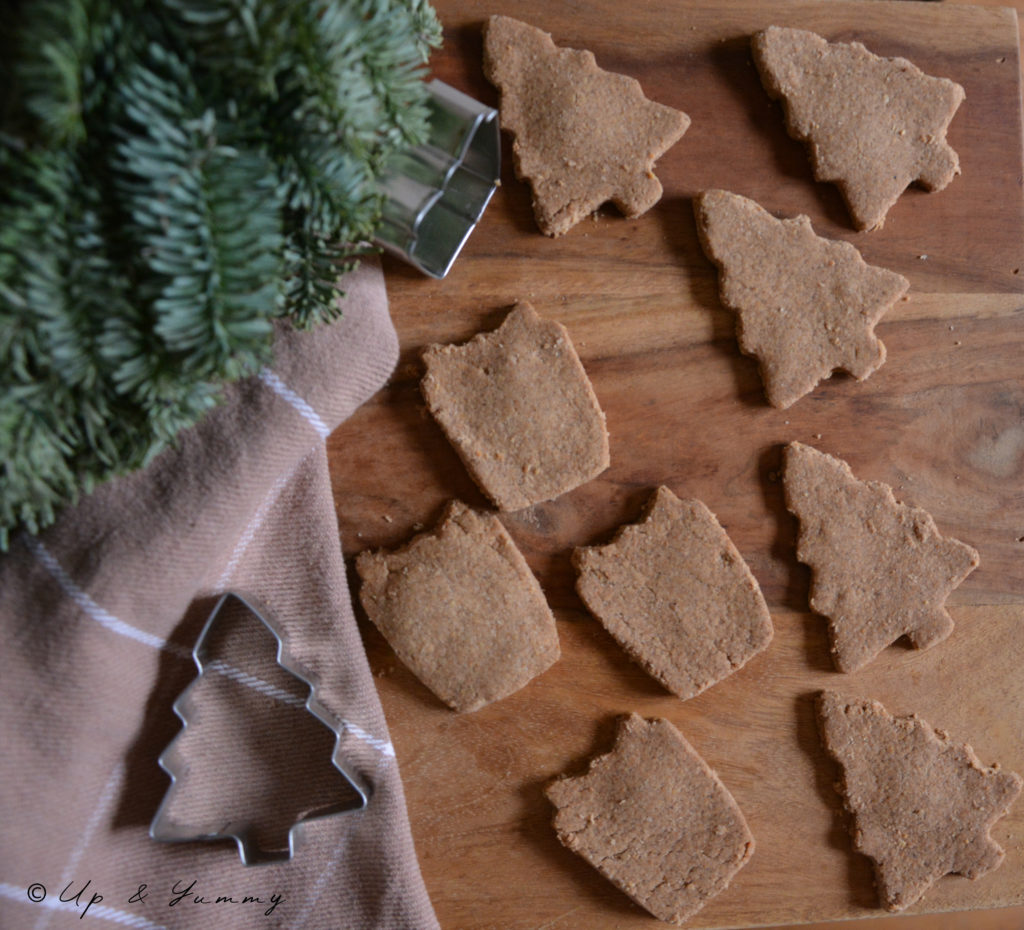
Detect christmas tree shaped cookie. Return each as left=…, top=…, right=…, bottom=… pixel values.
left=817, top=691, right=1022, bottom=911
left=573, top=486, right=773, bottom=700
left=483, top=15, right=689, bottom=235
left=752, top=26, right=965, bottom=230
left=547, top=714, right=754, bottom=924
left=694, top=189, right=908, bottom=408
left=784, top=442, right=979, bottom=672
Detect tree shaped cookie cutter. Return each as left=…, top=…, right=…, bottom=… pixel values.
left=150, top=592, right=370, bottom=865
left=374, top=80, right=500, bottom=279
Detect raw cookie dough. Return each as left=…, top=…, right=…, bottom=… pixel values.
left=483, top=14, right=689, bottom=235
left=355, top=500, right=559, bottom=712
left=694, top=188, right=909, bottom=409
left=784, top=442, right=979, bottom=672
left=752, top=26, right=965, bottom=230
left=573, top=486, right=773, bottom=700
left=547, top=713, right=754, bottom=925
left=817, top=691, right=1022, bottom=912
left=421, top=301, right=609, bottom=511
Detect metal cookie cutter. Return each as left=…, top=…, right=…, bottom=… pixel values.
left=375, top=79, right=500, bottom=278
left=150, top=592, right=369, bottom=865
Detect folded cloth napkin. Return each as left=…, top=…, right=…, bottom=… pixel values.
left=0, top=258, right=441, bottom=930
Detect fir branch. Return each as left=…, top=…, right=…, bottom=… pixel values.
left=110, top=44, right=284, bottom=381
left=282, top=229, right=358, bottom=329
left=12, top=0, right=91, bottom=145
left=1, top=0, right=443, bottom=547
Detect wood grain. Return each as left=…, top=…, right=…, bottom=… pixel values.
left=327, top=1, right=1024, bottom=927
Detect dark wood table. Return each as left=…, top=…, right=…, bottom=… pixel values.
left=328, top=1, right=1024, bottom=926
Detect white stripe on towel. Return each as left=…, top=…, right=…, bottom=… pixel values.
left=259, top=368, right=331, bottom=439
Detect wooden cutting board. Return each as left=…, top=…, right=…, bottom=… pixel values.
left=327, top=1, right=1024, bottom=927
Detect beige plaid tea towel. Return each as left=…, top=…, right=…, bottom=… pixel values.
left=0, top=258, right=440, bottom=930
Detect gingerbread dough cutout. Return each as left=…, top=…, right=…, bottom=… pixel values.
left=356, top=500, right=559, bottom=712
left=818, top=691, right=1022, bottom=912
left=573, top=486, right=772, bottom=700
left=753, top=26, right=965, bottom=230
left=547, top=714, right=754, bottom=924
left=421, top=301, right=609, bottom=511
left=483, top=15, right=690, bottom=235
left=694, top=189, right=909, bottom=408
left=784, top=442, right=979, bottom=672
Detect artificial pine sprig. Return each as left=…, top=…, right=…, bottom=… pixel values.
left=1, top=0, right=441, bottom=547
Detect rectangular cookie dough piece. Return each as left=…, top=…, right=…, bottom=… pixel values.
left=421, top=302, right=609, bottom=511
left=547, top=713, right=754, bottom=924
left=573, top=486, right=772, bottom=701
left=356, top=500, right=559, bottom=712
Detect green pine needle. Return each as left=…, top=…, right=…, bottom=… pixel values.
left=0, top=0, right=442, bottom=547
